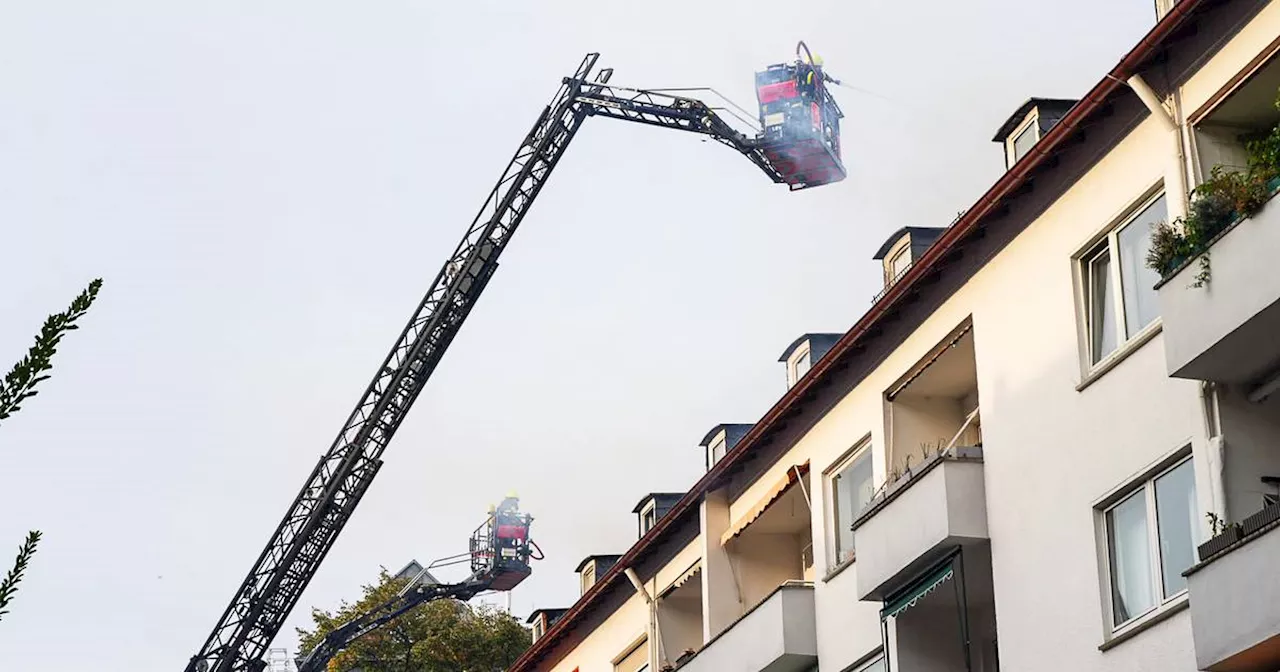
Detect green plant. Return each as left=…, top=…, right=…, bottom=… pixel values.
left=1, top=279, right=102, bottom=625
left=1145, top=89, right=1280, bottom=286
left=0, top=532, right=40, bottom=623
left=1, top=278, right=103, bottom=423
left=1206, top=511, right=1243, bottom=537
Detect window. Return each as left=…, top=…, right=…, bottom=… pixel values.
left=580, top=564, right=595, bottom=595
left=889, top=247, right=911, bottom=281
left=1010, top=119, right=1038, bottom=165
left=709, top=436, right=727, bottom=467
left=641, top=504, right=657, bottom=536
left=792, top=347, right=812, bottom=383
left=614, top=639, right=648, bottom=672
left=829, top=444, right=874, bottom=566
left=1081, top=193, right=1166, bottom=366
left=531, top=617, right=545, bottom=641
left=1103, top=456, right=1198, bottom=629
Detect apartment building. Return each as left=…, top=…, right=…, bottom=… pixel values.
left=509, top=1, right=1280, bottom=670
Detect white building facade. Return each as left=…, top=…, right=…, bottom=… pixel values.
left=508, top=1, right=1280, bottom=670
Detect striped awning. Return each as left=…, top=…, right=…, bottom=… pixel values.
left=881, top=560, right=955, bottom=620
left=720, top=462, right=810, bottom=546
left=661, top=562, right=702, bottom=598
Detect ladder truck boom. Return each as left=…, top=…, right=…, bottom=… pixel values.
left=186, top=50, right=845, bottom=672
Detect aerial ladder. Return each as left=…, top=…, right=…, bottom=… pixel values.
left=294, top=497, right=539, bottom=672
left=185, top=47, right=846, bottom=672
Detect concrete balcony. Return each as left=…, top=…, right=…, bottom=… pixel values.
left=1158, top=194, right=1280, bottom=385
left=852, top=448, right=988, bottom=601
left=1186, top=504, right=1280, bottom=672
left=677, top=582, right=816, bottom=672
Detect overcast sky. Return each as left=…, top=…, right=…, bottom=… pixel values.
left=0, top=1, right=1159, bottom=669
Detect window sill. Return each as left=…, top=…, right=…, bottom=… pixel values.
left=1076, top=321, right=1163, bottom=392
left=1097, top=594, right=1189, bottom=652
left=822, top=555, right=856, bottom=583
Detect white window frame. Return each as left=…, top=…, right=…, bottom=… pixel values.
left=1006, top=111, right=1040, bottom=168
left=709, top=434, right=728, bottom=468
left=531, top=616, right=545, bottom=641
left=1074, top=186, right=1166, bottom=377
left=852, top=651, right=886, bottom=672
left=580, top=561, right=596, bottom=595
left=880, top=236, right=912, bottom=287
left=825, top=437, right=874, bottom=571
left=612, top=636, right=650, bottom=672
left=640, top=501, right=657, bottom=536
left=790, top=346, right=813, bottom=387
left=1096, top=449, right=1197, bottom=636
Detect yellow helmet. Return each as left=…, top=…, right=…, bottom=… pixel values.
left=812, top=54, right=824, bottom=67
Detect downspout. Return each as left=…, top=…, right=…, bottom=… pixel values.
left=1126, top=74, right=1190, bottom=221
left=625, top=568, right=663, bottom=669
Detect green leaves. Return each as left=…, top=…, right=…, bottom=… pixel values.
left=296, top=568, right=532, bottom=671
left=0, top=278, right=103, bottom=423
left=0, top=531, right=42, bottom=623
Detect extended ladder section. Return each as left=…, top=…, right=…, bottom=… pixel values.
left=185, top=52, right=834, bottom=672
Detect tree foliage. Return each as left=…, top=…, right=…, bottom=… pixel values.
left=0, top=278, right=103, bottom=624
left=296, top=568, right=531, bottom=672
left=0, top=278, right=103, bottom=423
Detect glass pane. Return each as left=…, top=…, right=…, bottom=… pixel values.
left=1155, top=459, right=1198, bottom=597
left=1089, top=249, right=1118, bottom=363
left=1012, top=123, right=1037, bottom=163
left=1118, top=196, right=1167, bottom=336
left=832, top=451, right=874, bottom=561
left=795, top=351, right=812, bottom=380
left=710, top=439, right=726, bottom=466
left=890, top=249, right=911, bottom=279
left=1107, top=490, right=1155, bottom=625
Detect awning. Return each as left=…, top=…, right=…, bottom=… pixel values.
left=886, top=322, right=973, bottom=401
left=881, top=560, right=955, bottom=620
left=660, top=562, right=702, bottom=598
left=720, top=462, right=810, bottom=546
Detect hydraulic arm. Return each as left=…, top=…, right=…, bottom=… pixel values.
left=186, top=51, right=839, bottom=672
left=294, top=498, right=537, bottom=672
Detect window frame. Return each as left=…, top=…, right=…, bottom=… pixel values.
left=790, top=346, right=813, bottom=386
left=708, top=434, right=727, bottom=468
left=1074, top=186, right=1167, bottom=378
left=1006, top=111, right=1040, bottom=168
left=640, top=501, right=658, bottom=536
left=1097, top=450, right=1198, bottom=636
left=825, top=437, right=874, bottom=571
left=580, top=561, right=596, bottom=595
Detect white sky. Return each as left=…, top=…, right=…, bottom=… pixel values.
left=0, top=1, right=1157, bottom=669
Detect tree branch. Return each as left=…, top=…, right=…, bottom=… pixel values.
left=0, top=278, right=103, bottom=424
left=0, top=531, right=42, bottom=622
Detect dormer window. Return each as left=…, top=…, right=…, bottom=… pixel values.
left=632, top=493, right=683, bottom=538
left=791, top=347, right=812, bottom=384
left=640, top=502, right=657, bottom=535
left=580, top=562, right=596, bottom=595
left=698, top=424, right=753, bottom=471
left=1007, top=114, right=1040, bottom=167
left=872, top=229, right=944, bottom=295
left=531, top=616, right=545, bottom=641
left=576, top=555, right=620, bottom=596
left=992, top=98, right=1077, bottom=171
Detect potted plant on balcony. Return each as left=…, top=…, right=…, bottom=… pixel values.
left=1197, top=512, right=1244, bottom=561
left=1146, top=91, right=1280, bottom=286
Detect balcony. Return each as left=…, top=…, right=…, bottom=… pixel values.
left=1185, top=503, right=1280, bottom=671
left=675, top=582, right=816, bottom=672
left=852, top=449, right=988, bottom=601
left=1158, top=192, right=1280, bottom=385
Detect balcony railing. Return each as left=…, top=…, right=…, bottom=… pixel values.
left=1185, top=502, right=1280, bottom=671
left=675, top=581, right=816, bottom=672
left=851, top=447, right=987, bottom=601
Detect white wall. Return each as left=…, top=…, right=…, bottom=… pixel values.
left=1219, top=385, right=1280, bottom=519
